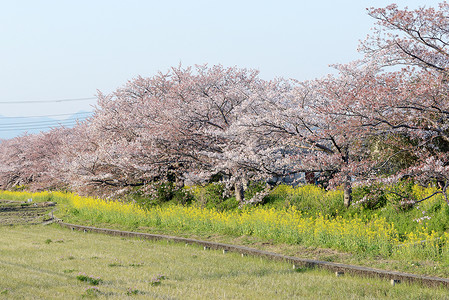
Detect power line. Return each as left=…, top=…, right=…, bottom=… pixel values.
left=0, top=109, right=93, bottom=136
left=0, top=97, right=96, bottom=104
left=0, top=117, right=88, bottom=127
left=0, top=111, right=94, bottom=119
left=0, top=119, right=79, bottom=129
left=0, top=122, right=79, bottom=132
left=0, top=123, right=79, bottom=130
left=0, top=111, right=92, bottom=133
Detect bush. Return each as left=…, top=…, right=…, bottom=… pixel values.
left=264, top=184, right=344, bottom=216
left=350, top=182, right=449, bottom=239
left=133, top=182, right=193, bottom=209
left=189, top=183, right=239, bottom=211
left=244, top=181, right=267, bottom=201
left=352, top=184, right=387, bottom=210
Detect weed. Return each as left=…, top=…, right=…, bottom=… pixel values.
left=76, top=273, right=103, bottom=285
left=126, top=287, right=141, bottom=295
left=108, top=259, right=123, bottom=267
left=129, top=262, right=144, bottom=267
left=293, top=266, right=308, bottom=273
left=83, top=286, right=100, bottom=297
left=150, top=274, right=167, bottom=286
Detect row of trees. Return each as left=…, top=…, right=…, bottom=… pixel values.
left=1, top=3, right=449, bottom=207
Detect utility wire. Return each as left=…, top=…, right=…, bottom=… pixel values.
left=0, top=120, right=78, bottom=130
left=0, top=97, right=96, bottom=104
left=0, top=107, right=93, bottom=136
left=0, top=121, right=79, bottom=132
left=0, top=118, right=87, bottom=127
left=0, top=112, right=92, bottom=128
left=0, top=122, right=79, bottom=130
left=0, top=111, right=93, bottom=119
left=0, top=101, right=94, bottom=134
left=0, top=119, right=79, bottom=127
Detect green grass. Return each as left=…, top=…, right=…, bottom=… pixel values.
left=0, top=225, right=448, bottom=299
left=4, top=190, right=449, bottom=278
left=4, top=185, right=449, bottom=277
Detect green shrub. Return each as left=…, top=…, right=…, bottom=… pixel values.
left=352, top=184, right=388, bottom=210
left=171, top=188, right=195, bottom=205
left=264, top=184, right=344, bottom=216
left=244, top=181, right=267, bottom=201
left=133, top=182, right=193, bottom=209
left=76, top=273, right=102, bottom=285
left=11, top=185, right=27, bottom=191
left=189, top=183, right=238, bottom=210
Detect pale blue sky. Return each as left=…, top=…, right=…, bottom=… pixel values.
left=0, top=0, right=443, bottom=118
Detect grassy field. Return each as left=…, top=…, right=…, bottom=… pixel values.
left=3, top=190, right=449, bottom=278
left=0, top=225, right=448, bottom=299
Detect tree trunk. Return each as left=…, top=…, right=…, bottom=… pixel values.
left=175, top=177, right=184, bottom=188
left=343, top=176, right=352, bottom=208
left=242, top=177, right=248, bottom=191
left=235, top=181, right=244, bottom=204
left=442, top=182, right=449, bottom=206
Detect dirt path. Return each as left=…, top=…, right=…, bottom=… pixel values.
left=0, top=199, right=55, bottom=225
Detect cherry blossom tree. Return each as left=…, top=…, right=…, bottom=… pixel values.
left=68, top=65, right=295, bottom=202
left=363, top=2, right=449, bottom=74
left=0, top=135, right=34, bottom=189
left=0, top=127, right=69, bottom=191
left=236, top=60, right=388, bottom=207
left=339, top=66, right=449, bottom=203
left=351, top=2, right=449, bottom=204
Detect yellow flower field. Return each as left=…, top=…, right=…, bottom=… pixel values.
left=1, top=188, right=448, bottom=260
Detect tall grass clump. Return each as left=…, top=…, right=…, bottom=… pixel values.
left=264, top=184, right=344, bottom=216
left=187, top=182, right=239, bottom=211
left=350, top=183, right=449, bottom=238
